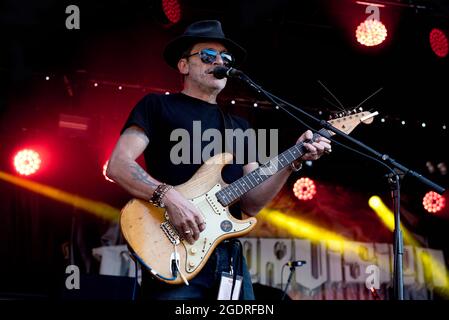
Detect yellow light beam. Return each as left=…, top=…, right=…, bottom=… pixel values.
left=368, top=196, right=419, bottom=246
left=369, top=195, right=449, bottom=298
left=259, top=208, right=349, bottom=245
left=260, top=206, right=449, bottom=298
left=419, top=250, right=449, bottom=298
left=259, top=208, right=379, bottom=254
left=0, top=171, right=120, bottom=221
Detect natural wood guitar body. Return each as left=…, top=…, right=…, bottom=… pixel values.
left=120, top=152, right=257, bottom=284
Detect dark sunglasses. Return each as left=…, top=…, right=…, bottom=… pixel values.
left=184, top=48, right=234, bottom=67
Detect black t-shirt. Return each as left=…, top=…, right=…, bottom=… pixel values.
left=121, top=92, right=254, bottom=217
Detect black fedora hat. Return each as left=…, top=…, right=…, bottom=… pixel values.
left=163, top=20, right=246, bottom=69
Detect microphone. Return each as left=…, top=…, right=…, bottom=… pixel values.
left=209, top=66, right=244, bottom=79
left=285, top=260, right=307, bottom=268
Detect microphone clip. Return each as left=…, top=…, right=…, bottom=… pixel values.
left=285, top=260, right=307, bottom=268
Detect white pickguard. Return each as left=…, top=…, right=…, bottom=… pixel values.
left=179, top=184, right=253, bottom=273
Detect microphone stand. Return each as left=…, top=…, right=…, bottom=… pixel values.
left=281, top=264, right=296, bottom=301
left=231, top=70, right=445, bottom=300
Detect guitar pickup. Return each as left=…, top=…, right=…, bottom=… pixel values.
left=205, top=184, right=226, bottom=215
left=206, top=194, right=222, bottom=215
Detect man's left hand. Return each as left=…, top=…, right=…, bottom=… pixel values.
left=297, top=130, right=332, bottom=161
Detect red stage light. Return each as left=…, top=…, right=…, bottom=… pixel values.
left=14, top=149, right=41, bottom=176
left=429, top=28, right=448, bottom=58
left=422, top=191, right=446, bottom=213
left=293, top=177, right=317, bottom=201
left=103, top=161, right=114, bottom=183
left=356, top=19, right=388, bottom=47
left=162, top=0, right=181, bottom=24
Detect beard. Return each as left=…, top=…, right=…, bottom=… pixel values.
left=193, top=71, right=227, bottom=93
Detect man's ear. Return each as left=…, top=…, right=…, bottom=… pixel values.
left=178, top=58, right=189, bottom=75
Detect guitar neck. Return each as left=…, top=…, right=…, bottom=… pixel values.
left=216, top=128, right=330, bottom=207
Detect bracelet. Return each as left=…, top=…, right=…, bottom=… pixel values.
left=149, top=183, right=173, bottom=208
left=290, top=160, right=303, bottom=172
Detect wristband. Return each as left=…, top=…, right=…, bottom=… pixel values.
left=149, top=183, right=173, bottom=208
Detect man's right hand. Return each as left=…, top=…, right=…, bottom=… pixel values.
left=163, top=188, right=206, bottom=245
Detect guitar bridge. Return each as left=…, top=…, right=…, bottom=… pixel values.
left=160, top=220, right=180, bottom=246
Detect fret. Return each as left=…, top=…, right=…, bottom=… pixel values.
left=247, top=170, right=258, bottom=188
left=291, top=146, right=300, bottom=158
left=239, top=179, right=250, bottom=192
left=278, top=154, right=286, bottom=165
left=279, top=152, right=290, bottom=168
left=216, top=130, right=333, bottom=207
left=221, top=193, right=229, bottom=204
left=245, top=175, right=255, bottom=188
left=216, top=142, right=309, bottom=206
left=216, top=191, right=227, bottom=206
left=250, top=175, right=258, bottom=187
left=277, top=155, right=290, bottom=170
left=253, top=171, right=263, bottom=184
left=230, top=185, right=241, bottom=198
left=286, top=149, right=296, bottom=162
left=258, top=167, right=270, bottom=182
left=218, top=193, right=225, bottom=204
left=273, top=157, right=281, bottom=170
left=259, top=165, right=272, bottom=177
left=296, top=144, right=306, bottom=154
left=267, top=159, right=277, bottom=174
left=226, top=187, right=236, bottom=200
left=235, top=181, right=246, bottom=194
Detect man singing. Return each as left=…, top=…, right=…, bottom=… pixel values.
left=107, top=20, right=331, bottom=300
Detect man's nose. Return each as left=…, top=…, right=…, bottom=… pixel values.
left=213, top=54, right=224, bottom=66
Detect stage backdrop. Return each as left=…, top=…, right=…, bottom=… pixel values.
left=93, top=182, right=449, bottom=300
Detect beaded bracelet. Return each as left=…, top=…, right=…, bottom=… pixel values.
left=290, top=160, right=303, bottom=172
left=149, top=183, right=173, bottom=208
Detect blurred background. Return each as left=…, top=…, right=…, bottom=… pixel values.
left=1, top=0, right=448, bottom=300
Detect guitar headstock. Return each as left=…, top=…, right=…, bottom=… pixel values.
left=327, top=111, right=378, bottom=136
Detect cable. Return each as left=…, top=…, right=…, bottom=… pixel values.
left=280, top=263, right=286, bottom=293
left=174, top=244, right=189, bottom=286
left=132, top=256, right=139, bottom=300
left=281, top=265, right=295, bottom=301
left=131, top=252, right=176, bottom=282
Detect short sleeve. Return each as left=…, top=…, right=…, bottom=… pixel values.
left=120, top=95, right=155, bottom=140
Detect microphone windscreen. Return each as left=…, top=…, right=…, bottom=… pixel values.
left=211, top=66, right=229, bottom=79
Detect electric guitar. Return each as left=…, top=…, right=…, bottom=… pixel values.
left=120, top=111, right=377, bottom=284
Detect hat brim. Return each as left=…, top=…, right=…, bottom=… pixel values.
left=163, top=35, right=247, bottom=69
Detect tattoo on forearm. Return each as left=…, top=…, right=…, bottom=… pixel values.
left=130, top=163, right=157, bottom=189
